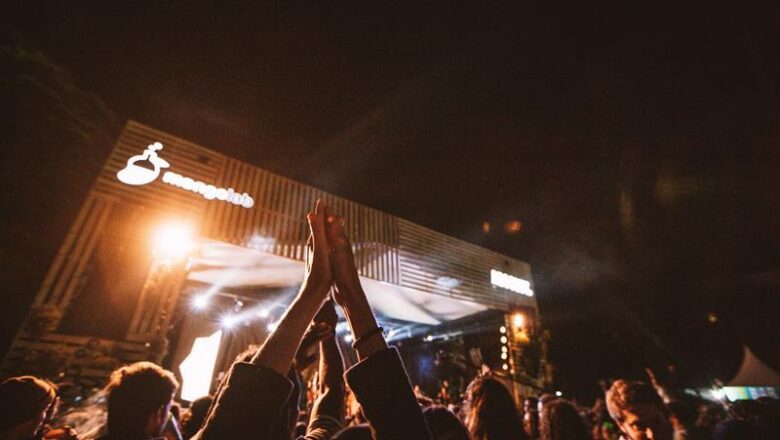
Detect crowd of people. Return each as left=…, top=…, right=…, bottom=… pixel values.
left=0, top=202, right=777, bottom=440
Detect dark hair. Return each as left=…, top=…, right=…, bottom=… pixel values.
left=181, top=395, right=213, bottom=439
left=423, top=406, right=470, bottom=440
left=465, top=375, right=528, bottom=440
left=605, top=380, right=662, bottom=424
left=105, top=361, right=179, bottom=434
left=0, top=376, right=57, bottom=431
left=540, top=399, right=589, bottom=440
left=332, top=423, right=373, bottom=440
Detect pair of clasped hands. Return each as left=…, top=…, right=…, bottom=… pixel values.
left=252, top=200, right=386, bottom=375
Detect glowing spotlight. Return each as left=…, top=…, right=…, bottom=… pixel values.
left=499, top=326, right=507, bottom=334
left=555, top=391, right=563, bottom=397
left=344, top=334, right=354, bottom=343
left=512, top=313, right=525, bottom=329
left=501, top=346, right=508, bottom=353
left=502, top=363, right=509, bottom=371
left=267, top=322, right=278, bottom=332
left=152, top=221, right=195, bottom=260
left=500, top=336, right=508, bottom=344
left=221, top=315, right=237, bottom=329
left=501, top=352, right=508, bottom=360
left=192, top=295, right=209, bottom=310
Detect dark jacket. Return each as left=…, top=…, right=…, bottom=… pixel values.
left=194, top=347, right=430, bottom=440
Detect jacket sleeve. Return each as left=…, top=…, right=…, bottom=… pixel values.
left=344, top=347, right=432, bottom=440
left=197, top=361, right=293, bottom=440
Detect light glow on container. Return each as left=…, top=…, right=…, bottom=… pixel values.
left=221, top=315, right=237, bottom=329
left=490, top=269, right=533, bottom=296
left=179, top=330, right=222, bottom=402
left=152, top=221, right=195, bottom=260
left=512, top=313, right=525, bottom=329
left=192, top=295, right=209, bottom=310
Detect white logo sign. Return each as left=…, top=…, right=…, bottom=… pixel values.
left=490, top=269, right=534, bottom=296
left=117, top=142, right=169, bottom=185
left=117, top=142, right=255, bottom=209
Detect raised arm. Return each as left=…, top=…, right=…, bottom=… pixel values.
left=326, top=208, right=432, bottom=440
left=304, top=300, right=345, bottom=440
left=196, top=201, right=333, bottom=440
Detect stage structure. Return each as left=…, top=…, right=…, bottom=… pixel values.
left=2, top=121, right=550, bottom=402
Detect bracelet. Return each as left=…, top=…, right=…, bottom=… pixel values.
left=351, top=326, right=384, bottom=349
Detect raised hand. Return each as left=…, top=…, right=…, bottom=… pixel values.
left=302, top=200, right=333, bottom=299
left=323, top=206, right=361, bottom=307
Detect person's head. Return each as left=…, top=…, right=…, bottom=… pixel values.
left=606, top=380, right=671, bottom=440
left=0, top=376, right=58, bottom=439
left=539, top=399, right=589, bottom=440
left=332, top=423, right=373, bottom=440
left=464, top=375, right=528, bottom=440
left=423, top=406, right=470, bottom=440
left=104, top=361, right=179, bottom=437
left=180, top=395, right=212, bottom=439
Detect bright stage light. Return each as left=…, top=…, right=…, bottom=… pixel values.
left=499, top=326, right=507, bottom=334
left=192, top=295, right=209, bottom=310
left=501, top=346, right=508, bottom=353
left=179, top=330, right=222, bottom=401
left=152, top=221, right=195, bottom=260
left=501, top=352, right=508, bottom=360
left=221, top=315, right=237, bottom=329
left=512, top=313, right=525, bottom=329
left=555, top=391, right=563, bottom=397
left=502, top=363, right=509, bottom=370
left=500, top=336, right=508, bottom=344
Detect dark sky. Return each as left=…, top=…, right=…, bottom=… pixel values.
left=4, top=1, right=780, bottom=399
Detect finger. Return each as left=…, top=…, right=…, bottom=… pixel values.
left=307, top=200, right=329, bottom=251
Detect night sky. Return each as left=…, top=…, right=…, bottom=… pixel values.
left=3, top=2, right=779, bottom=400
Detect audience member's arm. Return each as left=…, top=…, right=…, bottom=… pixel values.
left=252, top=201, right=333, bottom=374
left=197, top=201, right=333, bottom=440
left=326, top=209, right=432, bottom=440
left=305, top=301, right=345, bottom=440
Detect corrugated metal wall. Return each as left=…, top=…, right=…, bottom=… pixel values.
left=3, top=120, right=536, bottom=377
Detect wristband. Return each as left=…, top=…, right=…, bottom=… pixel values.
left=351, top=326, right=383, bottom=350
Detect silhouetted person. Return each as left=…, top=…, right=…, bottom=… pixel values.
left=539, top=399, right=589, bottom=440
left=180, top=396, right=212, bottom=440
left=0, top=376, right=58, bottom=440
left=464, top=375, right=528, bottom=440
left=606, top=380, right=672, bottom=440
left=100, top=361, right=179, bottom=440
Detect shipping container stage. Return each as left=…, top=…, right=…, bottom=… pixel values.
left=2, top=121, right=550, bottom=403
